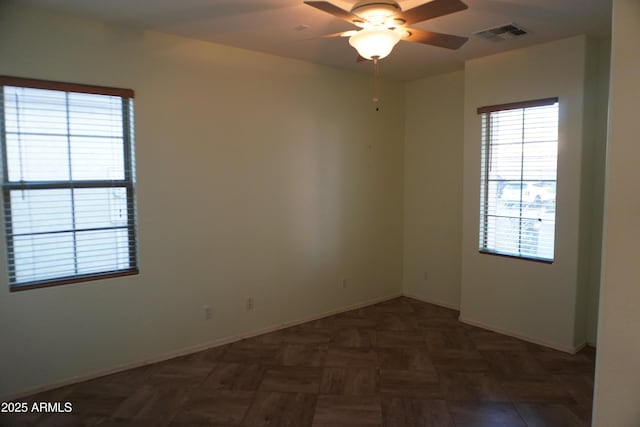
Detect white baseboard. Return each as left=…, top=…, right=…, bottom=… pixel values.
left=573, top=342, right=587, bottom=354
left=458, top=316, right=584, bottom=354
left=402, top=292, right=460, bottom=311
left=5, top=292, right=402, bottom=401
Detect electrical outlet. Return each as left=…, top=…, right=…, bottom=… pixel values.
left=246, top=298, right=254, bottom=311
left=342, top=278, right=348, bottom=288
left=423, top=272, right=429, bottom=281
left=204, top=305, right=212, bottom=320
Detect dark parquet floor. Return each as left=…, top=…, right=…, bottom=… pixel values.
left=2, top=297, right=596, bottom=427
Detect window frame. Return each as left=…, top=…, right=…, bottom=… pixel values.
left=477, top=97, right=559, bottom=263
left=0, top=76, right=139, bottom=291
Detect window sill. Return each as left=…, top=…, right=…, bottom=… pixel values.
left=479, top=249, right=554, bottom=264
left=9, top=268, right=139, bottom=292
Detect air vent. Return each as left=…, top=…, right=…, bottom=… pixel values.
left=474, top=23, right=528, bottom=41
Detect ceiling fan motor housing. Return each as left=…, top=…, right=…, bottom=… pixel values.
left=351, top=0, right=401, bottom=25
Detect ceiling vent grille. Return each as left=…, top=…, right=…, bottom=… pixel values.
left=474, top=23, right=528, bottom=41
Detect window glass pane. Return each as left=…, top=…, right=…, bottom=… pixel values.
left=5, top=134, right=70, bottom=181
left=10, top=189, right=73, bottom=234
left=68, top=93, right=123, bottom=138
left=537, top=218, right=556, bottom=259
left=524, top=105, right=558, bottom=142
left=485, top=214, right=520, bottom=254
left=70, top=136, right=125, bottom=180
left=490, top=143, right=523, bottom=181
left=490, top=110, right=522, bottom=145
left=12, top=233, right=76, bottom=284
left=522, top=142, right=558, bottom=180
left=3, top=87, right=67, bottom=135
left=74, top=188, right=128, bottom=229
left=76, top=229, right=131, bottom=275
left=479, top=101, right=558, bottom=261
left=484, top=181, right=500, bottom=215
left=2, top=80, right=137, bottom=288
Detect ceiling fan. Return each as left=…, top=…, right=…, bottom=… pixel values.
left=304, top=0, right=469, bottom=61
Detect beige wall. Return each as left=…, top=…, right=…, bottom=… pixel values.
left=460, top=36, right=596, bottom=351
left=593, top=0, right=640, bottom=424
left=584, top=38, right=610, bottom=345
left=0, top=4, right=405, bottom=399
left=403, top=71, right=464, bottom=308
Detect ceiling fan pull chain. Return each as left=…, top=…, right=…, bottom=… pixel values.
left=372, top=56, right=380, bottom=104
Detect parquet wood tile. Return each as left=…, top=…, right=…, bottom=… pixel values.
left=425, top=330, right=477, bottom=352
left=293, top=317, right=336, bottom=331
left=553, top=374, right=594, bottom=408
left=467, top=330, right=532, bottom=352
left=439, top=371, right=510, bottom=402
left=382, top=398, right=454, bottom=427
left=481, top=351, right=550, bottom=380
left=331, top=328, right=376, bottom=348
left=514, top=402, right=590, bottom=427
left=376, top=331, right=425, bottom=348
left=313, top=395, right=383, bottom=426
left=379, top=369, right=441, bottom=400
left=429, top=349, right=493, bottom=373
left=94, top=366, right=153, bottom=387
left=258, top=367, right=322, bottom=394
left=415, top=308, right=459, bottom=320
left=202, top=363, right=266, bottom=391
left=146, top=361, right=214, bottom=388
left=171, top=389, right=254, bottom=425
left=111, top=384, right=190, bottom=423
left=180, top=346, right=229, bottom=364
left=533, top=351, right=596, bottom=375
left=3, top=297, right=596, bottom=427
left=448, top=402, right=527, bottom=427
left=374, top=301, right=415, bottom=314
left=500, top=378, right=576, bottom=403
left=241, top=392, right=316, bottom=427
left=415, top=317, right=466, bottom=331
left=66, top=382, right=138, bottom=418
left=278, top=344, right=327, bottom=367
left=324, top=347, right=379, bottom=367
left=377, top=347, right=437, bottom=373
left=320, top=367, right=378, bottom=396
left=333, top=316, right=378, bottom=329
left=89, top=419, right=149, bottom=427
left=376, top=313, right=418, bottom=332
left=282, top=329, right=332, bottom=345
left=219, top=344, right=281, bottom=366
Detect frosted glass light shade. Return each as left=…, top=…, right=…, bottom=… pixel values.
left=349, top=28, right=401, bottom=60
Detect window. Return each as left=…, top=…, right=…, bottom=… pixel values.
left=478, top=98, right=559, bottom=262
left=0, top=76, right=138, bottom=291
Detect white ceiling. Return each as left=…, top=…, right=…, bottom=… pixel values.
left=11, top=0, right=612, bottom=80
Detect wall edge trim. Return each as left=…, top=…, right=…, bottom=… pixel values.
left=402, top=292, right=460, bottom=310
left=459, top=316, right=585, bottom=354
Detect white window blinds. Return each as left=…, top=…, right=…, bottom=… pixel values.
left=478, top=98, right=559, bottom=262
left=0, top=76, right=138, bottom=290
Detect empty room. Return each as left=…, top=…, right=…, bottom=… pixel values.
left=0, top=0, right=638, bottom=426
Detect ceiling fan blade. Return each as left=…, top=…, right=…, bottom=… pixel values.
left=400, top=0, right=468, bottom=25
left=304, top=1, right=361, bottom=24
left=322, top=30, right=358, bottom=38
left=404, top=28, right=468, bottom=50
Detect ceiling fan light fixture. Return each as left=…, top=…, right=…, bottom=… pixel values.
left=351, top=0, right=400, bottom=25
left=349, top=27, right=401, bottom=60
